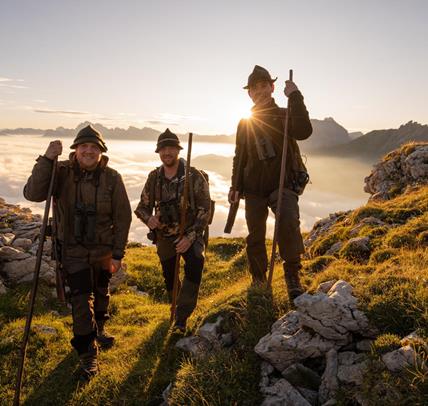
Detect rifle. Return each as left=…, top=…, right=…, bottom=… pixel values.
left=14, top=157, right=57, bottom=406
left=267, top=70, right=293, bottom=287
left=224, top=140, right=246, bottom=234
left=51, top=199, right=66, bottom=304
left=170, top=132, right=193, bottom=325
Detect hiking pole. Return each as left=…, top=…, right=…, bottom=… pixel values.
left=267, top=70, right=293, bottom=287
left=170, top=133, right=193, bottom=325
left=14, top=157, right=57, bottom=406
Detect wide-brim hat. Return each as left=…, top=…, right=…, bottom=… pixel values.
left=243, top=65, right=277, bottom=89
left=155, top=128, right=183, bottom=153
left=70, top=124, right=108, bottom=152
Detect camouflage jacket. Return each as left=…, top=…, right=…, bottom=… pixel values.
left=231, top=92, right=312, bottom=197
left=23, top=153, right=132, bottom=259
left=134, top=159, right=211, bottom=243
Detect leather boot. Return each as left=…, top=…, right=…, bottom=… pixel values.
left=284, top=263, right=304, bottom=303
left=96, top=320, right=115, bottom=348
left=78, top=341, right=99, bottom=382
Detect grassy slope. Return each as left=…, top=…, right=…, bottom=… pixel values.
left=1, top=187, right=427, bottom=405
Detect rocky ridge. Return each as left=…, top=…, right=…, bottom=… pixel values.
left=255, top=280, right=425, bottom=406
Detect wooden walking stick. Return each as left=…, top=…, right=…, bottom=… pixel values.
left=170, top=133, right=193, bottom=325
left=267, top=70, right=293, bottom=287
left=14, top=157, right=57, bottom=406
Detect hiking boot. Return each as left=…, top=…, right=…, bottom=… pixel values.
left=284, top=266, right=304, bottom=303
left=96, top=320, right=115, bottom=348
left=172, top=319, right=187, bottom=334
left=78, top=342, right=99, bottom=382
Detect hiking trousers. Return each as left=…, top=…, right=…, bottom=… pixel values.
left=245, top=188, right=305, bottom=282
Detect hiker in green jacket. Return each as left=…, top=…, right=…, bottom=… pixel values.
left=24, top=125, right=132, bottom=381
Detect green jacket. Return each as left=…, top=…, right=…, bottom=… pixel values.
left=231, top=91, right=312, bottom=197
left=23, top=153, right=132, bottom=259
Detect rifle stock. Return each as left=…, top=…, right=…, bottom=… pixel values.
left=224, top=200, right=239, bottom=234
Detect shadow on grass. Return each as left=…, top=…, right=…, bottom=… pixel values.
left=23, top=352, right=79, bottom=406
left=113, top=319, right=184, bottom=406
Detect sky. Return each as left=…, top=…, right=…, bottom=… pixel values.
left=0, top=0, right=427, bottom=135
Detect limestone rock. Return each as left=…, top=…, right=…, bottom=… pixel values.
left=175, top=336, right=212, bottom=358
left=2, top=257, right=51, bottom=284
left=12, top=238, right=33, bottom=251
left=198, top=316, right=223, bottom=342
left=319, top=349, right=338, bottom=405
left=281, top=363, right=321, bottom=391
left=0, top=246, right=31, bottom=261
left=364, top=143, right=428, bottom=200
left=382, top=345, right=417, bottom=372
left=294, top=280, right=374, bottom=343
left=337, top=351, right=368, bottom=385
left=317, top=280, right=337, bottom=294
left=109, top=264, right=128, bottom=292
left=261, top=378, right=311, bottom=406
left=255, top=327, right=340, bottom=372
left=0, top=232, right=15, bottom=245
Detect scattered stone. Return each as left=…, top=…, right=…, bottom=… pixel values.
left=319, top=349, right=338, bottom=405
left=261, top=378, right=311, bottom=406
left=281, top=363, right=321, bottom=391
left=2, top=257, right=51, bottom=284
left=337, top=352, right=368, bottom=385
left=0, top=232, right=15, bottom=245
left=175, top=336, right=212, bottom=358
left=356, top=339, right=373, bottom=352
left=317, top=280, right=337, bottom=294
left=12, top=238, right=33, bottom=251
left=400, top=330, right=427, bottom=348
left=297, top=387, right=318, bottom=406
left=198, top=316, right=223, bottom=342
left=382, top=345, right=417, bottom=372
left=325, top=242, right=343, bottom=256
left=160, top=382, right=172, bottom=406
left=0, top=246, right=31, bottom=261
left=110, top=265, right=128, bottom=292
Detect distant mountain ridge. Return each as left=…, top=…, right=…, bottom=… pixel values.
left=314, top=121, right=428, bottom=161
left=2, top=119, right=428, bottom=162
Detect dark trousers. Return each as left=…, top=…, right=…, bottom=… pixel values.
left=245, top=188, right=304, bottom=281
left=160, top=241, right=204, bottom=323
left=63, top=247, right=112, bottom=353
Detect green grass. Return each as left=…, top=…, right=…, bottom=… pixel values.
left=1, top=185, right=427, bottom=405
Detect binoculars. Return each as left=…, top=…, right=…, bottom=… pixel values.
left=159, top=199, right=180, bottom=225
left=74, top=202, right=97, bottom=243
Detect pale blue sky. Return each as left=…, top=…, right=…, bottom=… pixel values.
left=1, top=0, right=427, bottom=134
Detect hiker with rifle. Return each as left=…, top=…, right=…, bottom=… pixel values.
left=135, top=129, right=211, bottom=332
left=23, top=125, right=132, bottom=381
left=228, top=65, right=312, bottom=302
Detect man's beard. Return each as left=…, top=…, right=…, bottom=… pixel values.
left=162, top=156, right=178, bottom=167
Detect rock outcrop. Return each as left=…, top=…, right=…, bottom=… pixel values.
left=364, top=142, right=428, bottom=200
left=254, top=280, right=424, bottom=405
left=0, top=198, right=56, bottom=290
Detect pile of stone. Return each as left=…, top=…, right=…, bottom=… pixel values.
left=255, top=280, right=425, bottom=406
left=175, top=315, right=233, bottom=358
left=0, top=198, right=56, bottom=292
left=364, top=142, right=428, bottom=201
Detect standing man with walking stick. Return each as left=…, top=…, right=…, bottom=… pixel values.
left=228, top=65, right=312, bottom=302
left=23, top=125, right=132, bottom=382
left=135, top=129, right=211, bottom=332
